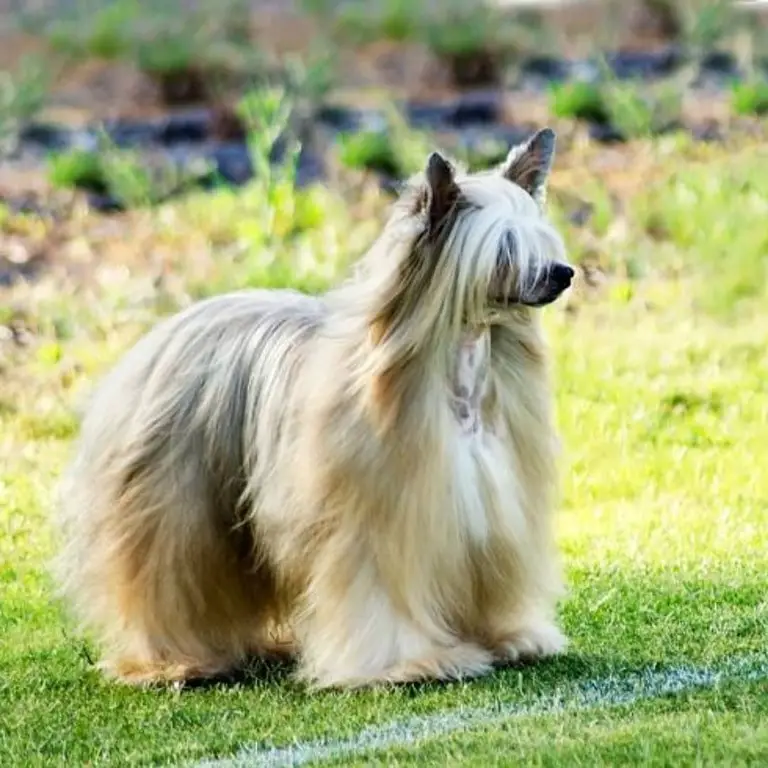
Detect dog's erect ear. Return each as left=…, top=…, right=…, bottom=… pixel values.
left=499, top=128, right=556, bottom=207
left=424, top=151, right=460, bottom=232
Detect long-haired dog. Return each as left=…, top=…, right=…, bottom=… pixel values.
left=54, top=128, right=574, bottom=689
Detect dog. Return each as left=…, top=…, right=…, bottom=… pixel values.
left=53, top=128, right=574, bottom=689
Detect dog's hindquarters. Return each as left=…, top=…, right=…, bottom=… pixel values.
left=54, top=291, right=321, bottom=683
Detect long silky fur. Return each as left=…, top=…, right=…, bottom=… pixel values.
left=54, top=137, right=570, bottom=689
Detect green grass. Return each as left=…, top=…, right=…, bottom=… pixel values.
left=1, top=138, right=767, bottom=766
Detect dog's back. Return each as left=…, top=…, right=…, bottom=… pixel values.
left=54, top=289, right=324, bottom=681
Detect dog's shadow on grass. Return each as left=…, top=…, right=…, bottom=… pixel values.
left=179, top=654, right=299, bottom=691
left=178, top=650, right=614, bottom=697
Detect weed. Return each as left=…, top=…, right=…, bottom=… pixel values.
left=338, top=105, right=431, bottom=181
left=678, top=0, right=742, bottom=55
left=48, top=132, right=211, bottom=210
left=27, top=0, right=262, bottom=104
left=731, top=80, right=768, bottom=116
left=603, top=81, right=683, bottom=139
left=549, top=81, right=609, bottom=124
left=48, top=150, right=105, bottom=193
left=333, top=0, right=424, bottom=45
left=26, top=0, right=141, bottom=60
left=423, top=3, right=538, bottom=87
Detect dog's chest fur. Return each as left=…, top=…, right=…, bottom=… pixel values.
left=448, top=329, right=522, bottom=545
left=450, top=330, right=491, bottom=435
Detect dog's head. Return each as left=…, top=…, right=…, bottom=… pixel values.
left=390, top=128, right=571, bottom=329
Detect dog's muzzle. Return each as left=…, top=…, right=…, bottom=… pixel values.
left=524, top=263, right=574, bottom=307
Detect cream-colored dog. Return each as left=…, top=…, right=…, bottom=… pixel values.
left=54, top=128, right=573, bottom=688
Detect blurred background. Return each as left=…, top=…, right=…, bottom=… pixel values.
left=0, top=1, right=766, bottom=221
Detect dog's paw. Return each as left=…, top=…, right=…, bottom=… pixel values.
left=307, top=642, right=495, bottom=689
left=494, top=622, right=567, bottom=664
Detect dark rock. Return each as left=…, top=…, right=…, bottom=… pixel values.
left=316, top=105, right=387, bottom=134
left=317, top=105, right=365, bottom=133
left=694, top=51, right=742, bottom=88
left=406, top=102, right=455, bottom=130
left=295, top=151, right=326, bottom=187
left=588, top=123, right=626, bottom=144
left=159, top=109, right=213, bottom=144
left=0, top=259, right=40, bottom=287
left=450, top=90, right=501, bottom=128
left=189, top=138, right=325, bottom=191
left=518, top=56, right=571, bottom=90
left=209, top=142, right=254, bottom=186
left=0, top=243, right=44, bottom=286
left=407, top=91, right=501, bottom=130
left=85, top=192, right=125, bottom=213
left=106, top=120, right=164, bottom=148
left=604, top=46, right=683, bottom=80
left=100, top=110, right=213, bottom=149
left=20, top=123, right=74, bottom=151
left=701, top=51, right=740, bottom=76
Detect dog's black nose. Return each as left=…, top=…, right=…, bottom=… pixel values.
left=552, top=263, right=574, bottom=288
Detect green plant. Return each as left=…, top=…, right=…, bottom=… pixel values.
left=549, top=81, right=609, bottom=123
left=48, top=149, right=105, bottom=192
left=33, top=0, right=140, bottom=59
left=339, top=131, right=401, bottom=177
left=48, top=146, right=160, bottom=209
left=48, top=133, right=211, bottom=210
left=424, top=3, right=540, bottom=59
left=426, top=12, right=498, bottom=57
left=338, top=105, right=430, bottom=180
left=27, top=0, right=261, bottom=102
left=236, top=86, right=304, bottom=245
left=282, top=51, right=336, bottom=111
left=333, top=0, right=423, bottom=45
left=731, top=80, right=768, bottom=116
left=603, top=81, right=683, bottom=139
left=678, top=0, right=742, bottom=54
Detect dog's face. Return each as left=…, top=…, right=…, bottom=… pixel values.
left=411, top=128, right=572, bottom=324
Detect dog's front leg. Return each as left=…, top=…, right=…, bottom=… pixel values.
left=488, top=613, right=568, bottom=665
left=294, top=557, right=494, bottom=689
left=474, top=541, right=568, bottom=666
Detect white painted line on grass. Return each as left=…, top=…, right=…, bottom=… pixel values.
left=193, top=653, right=768, bottom=768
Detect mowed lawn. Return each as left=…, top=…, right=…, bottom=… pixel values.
left=1, top=138, right=767, bottom=766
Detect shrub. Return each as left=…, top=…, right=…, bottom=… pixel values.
left=549, top=81, right=609, bottom=123
left=731, top=80, right=768, bottom=116
left=603, top=81, right=682, bottom=139
left=338, top=107, right=430, bottom=180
